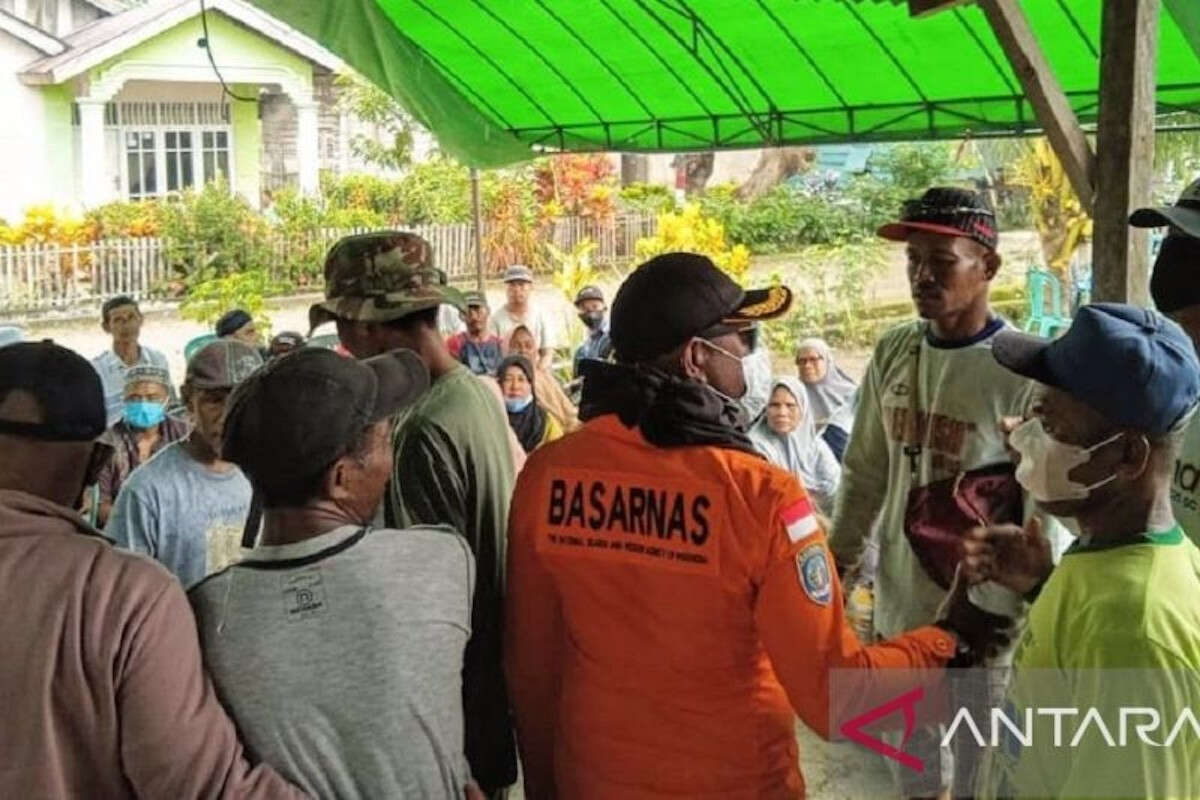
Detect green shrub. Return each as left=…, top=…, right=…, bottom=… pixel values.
left=320, top=173, right=405, bottom=221
left=179, top=268, right=284, bottom=336
left=619, top=182, right=676, bottom=214
left=763, top=241, right=891, bottom=350
left=156, top=178, right=269, bottom=283
left=397, top=159, right=472, bottom=224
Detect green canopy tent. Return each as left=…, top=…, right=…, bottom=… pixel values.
left=248, top=0, right=1200, bottom=168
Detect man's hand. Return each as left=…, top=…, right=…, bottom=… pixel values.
left=962, top=516, right=1053, bottom=596
left=934, top=564, right=1012, bottom=665
left=998, top=416, right=1024, bottom=464
left=464, top=782, right=485, bottom=800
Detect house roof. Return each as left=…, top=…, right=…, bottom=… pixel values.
left=80, top=0, right=147, bottom=14
left=0, top=9, right=67, bottom=56
left=20, top=0, right=342, bottom=86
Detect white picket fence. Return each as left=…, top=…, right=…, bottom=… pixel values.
left=0, top=212, right=656, bottom=316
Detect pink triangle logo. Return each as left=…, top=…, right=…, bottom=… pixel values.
left=838, top=686, right=926, bottom=772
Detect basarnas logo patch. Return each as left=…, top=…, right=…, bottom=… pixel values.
left=796, top=543, right=832, bottom=606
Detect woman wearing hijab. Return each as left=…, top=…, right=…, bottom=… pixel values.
left=749, top=376, right=841, bottom=511
left=506, top=325, right=581, bottom=431
left=795, top=337, right=858, bottom=462
left=498, top=355, right=563, bottom=453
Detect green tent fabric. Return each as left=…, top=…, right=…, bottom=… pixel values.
left=247, top=0, right=1200, bottom=167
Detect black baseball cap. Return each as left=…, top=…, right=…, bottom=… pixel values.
left=1130, top=178, right=1200, bottom=238
left=992, top=303, right=1200, bottom=435
left=222, top=347, right=429, bottom=501
left=610, top=252, right=792, bottom=363
left=0, top=341, right=106, bottom=441
left=877, top=187, right=999, bottom=251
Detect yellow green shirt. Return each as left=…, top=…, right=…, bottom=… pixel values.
left=978, top=527, right=1200, bottom=799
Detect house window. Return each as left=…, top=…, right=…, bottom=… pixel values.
left=164, top=131, right=195, bottom=192
left=125, top=131, right=157, bottom=199
left=202, top=131, right=230, bottom=184
left=85, top=103, right=231, bottom=200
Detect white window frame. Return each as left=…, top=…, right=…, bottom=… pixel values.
left=106, top=102, right=234, bottom=201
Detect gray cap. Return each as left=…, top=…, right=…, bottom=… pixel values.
left=186, top=339, right=263, bottom=390
left=123, top=364, right=171, bottom=390
left=503, top=264, right=534, bottom=283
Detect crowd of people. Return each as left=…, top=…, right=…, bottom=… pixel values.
left=3, top=179, right=1200, bottom=799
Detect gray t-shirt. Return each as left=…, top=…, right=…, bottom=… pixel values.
left=106, top=441, right=252, bottom=588
left=189, top=524, right=475, bottom=800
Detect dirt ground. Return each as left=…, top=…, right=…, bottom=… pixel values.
left=21, top=230, right=1040, bottom=384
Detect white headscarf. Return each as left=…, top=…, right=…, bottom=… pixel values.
left=796, top=337, right=858, bottom=432
left=749, top=376, right=842, bottom=510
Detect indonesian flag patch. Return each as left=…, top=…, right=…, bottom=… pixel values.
left=781, top=496, right=819, bottom=543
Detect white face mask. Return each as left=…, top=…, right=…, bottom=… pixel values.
left=1010, top=417, right=1123, bottom=503
left=696, top=338, right=751, bottom=401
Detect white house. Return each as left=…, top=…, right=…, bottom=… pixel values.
left=0, top=0, right=356, bottom=222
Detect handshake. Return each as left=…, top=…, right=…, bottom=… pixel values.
left=929, top=516, right=1054, bottom=667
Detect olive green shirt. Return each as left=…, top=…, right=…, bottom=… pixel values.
left=386, top=364, right=517, bottom=791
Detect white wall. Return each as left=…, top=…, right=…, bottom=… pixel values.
left=112, top=80, right=235, bottom=104
left=0, top=37, right=60, bottom=221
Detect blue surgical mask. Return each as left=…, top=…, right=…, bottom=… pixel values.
left=124, top=400, right=166, bottom=429
left=505, top=395, right=534, bottom=413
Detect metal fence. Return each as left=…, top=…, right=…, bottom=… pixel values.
left=0, top=212, right=656, bottom=317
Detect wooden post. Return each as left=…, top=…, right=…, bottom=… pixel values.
left=470, top=168, right=485, bottom=293
left=978, top=0, right=1096, bottom=213
left=1093, top=0, right=1160, bottom=304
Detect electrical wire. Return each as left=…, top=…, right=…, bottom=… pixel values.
left=199, top=0, right=257, bottom=102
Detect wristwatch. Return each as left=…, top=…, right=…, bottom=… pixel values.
left=1022, top=571, right=1051, bottom=604
left=933, top=619, right=976, bottom=668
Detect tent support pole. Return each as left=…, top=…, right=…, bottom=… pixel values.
left=1093, top=0, right=1160, bottom=304
left=978, top=0, right=1096, bottom=214
left=471, top=167, right=485, bottom=293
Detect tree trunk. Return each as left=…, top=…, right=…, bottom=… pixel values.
left=736, top=147, right=815, bottom=200
left=679, top=152, right=715, bottom=196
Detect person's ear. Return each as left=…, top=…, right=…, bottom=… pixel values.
left=101, top=317, right=111, bottom=333
left=982, top=251, right=1002, bottom=281
left=679, top=339, right=708, bottom=382
left=1115, top=433, right=1151, bottom=482
left=323, top=456, right=355, bottom=502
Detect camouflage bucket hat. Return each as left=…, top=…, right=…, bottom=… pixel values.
left=308, top=231, right=468, bottom=332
